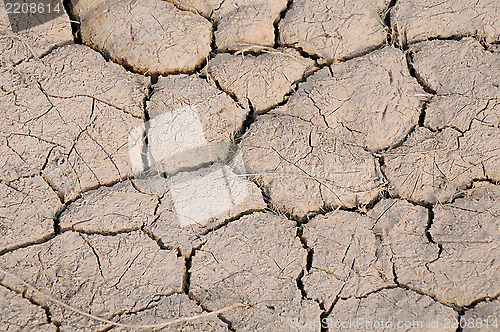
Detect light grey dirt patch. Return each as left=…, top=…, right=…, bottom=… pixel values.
left=278, top=0, right=389, bottom=62
left=328, top=288, right=457, bottom=331
left=392, top=0, right=500, bottom=45
left=0, top=231, right=184, bottom=331
left=113, top=293, right=229, bottom=331
left=144, top=164, right=266, bottom=256
left=0, top=285, right=56, bottom=331
left=59, top=180, right=158, bottom=233
left=383, top=127, right=488, bottom=205
left=240, top=114, right=385, bottom=217
left=411, top=38, right=500, bottom=132
left=80, top=0, right=212, bottom=74
left=0, top=44, right=148, bottom=201
left=189, top=212, right=322, bottom=331
left=207, top=49, right=315, bottom=114
left=462, top=299, right=500, bottom=332
left=275, top=47, right=429, bottom=151
left=0, top=177, right=62, bottom=253
left=0, top=3, right=73, bottom=66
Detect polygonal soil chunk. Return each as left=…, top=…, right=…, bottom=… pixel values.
left=215, top=1, right=288, bottom=51
left=59, top=180, right=158, bottom=233
left=379, top=183, right=499, bottom=308
left=302, top=210, right=395, bottom=309
left=0, top=231, right=184, bottom=331
left=307, top=199, right=432, bottom=306
left=0, top=177, right=62, bottom=254
left=207, top=49, right=315, bottom=113
left=15, top=44, right=148, bottom=118
left=411, top=38, right=500, bottom=131
left=392, top=0, right=500, bottom=45
left=276, top=47, right=428, bottom=151
left=0, top=2, right=73, bottom=66
left=141, top=75, right=248, bottom=175
left=145, top=163, right=265, bottom=256
left=327, top=288, right=457, bottom=331
left=190, top=212, right=321, bottom=331
left=0, top=285, right=56, bottom=331
left=0, top=45, right=148, bottom=200
left=240, top=114, right=385, bottom=217
left=168, top=0, right=288, bottom=51
left=409, top=182, right=500, bottom=307
left=80, top=0, right=212, bottom=74
left=113, top=293, right=229, bottom=331
left=367, top=198, right=439, bottom=281
left=462, top=300, right=500, bottom=332
left=279, top=0, right=388, bottom=62
left=461, top=120, right=500, bottom=181
left=383, top=127, right=487, bottom=205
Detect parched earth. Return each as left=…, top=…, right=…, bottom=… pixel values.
left=1, top=0, right=499, bottom=331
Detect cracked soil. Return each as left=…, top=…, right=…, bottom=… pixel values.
left=0, top=0, right=499, bottom=331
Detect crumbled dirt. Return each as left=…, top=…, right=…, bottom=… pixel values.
left=69, top=0, right=104, bottom=20
left=113, top=293, right=230, bottom=331
left=58, top=180, right=157, bottom=233
left=302, top=199, right=440, bottom=310
left=1, top=0, right=500, bottom=329
left=0, top=44, right=148, bottom=201
left=214, top=0, right=289, bottom=52
left=132, top=74, right=249, bottom=177
left=383, top=125, right=497, bottom=205
left=301, top=210, right=395, bottom=309
left=146, top=164, right=266, bottom=255
left=146, top=75, right=247, bottom=168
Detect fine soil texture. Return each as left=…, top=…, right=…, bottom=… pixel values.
left=1, top=0, right=499, bottom=331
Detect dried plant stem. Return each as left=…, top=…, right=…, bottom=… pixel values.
left=0, top=267, right=246, bottom=330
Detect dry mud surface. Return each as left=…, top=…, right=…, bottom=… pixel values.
left=1, top=0, right=499, bottom=331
